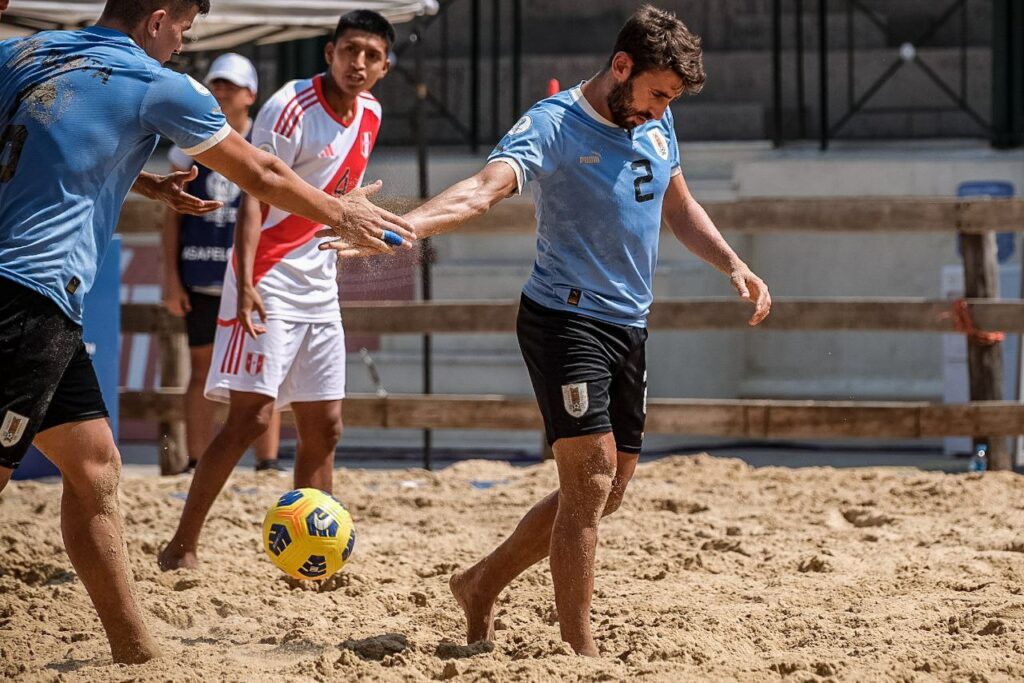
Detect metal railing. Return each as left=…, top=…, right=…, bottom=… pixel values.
left=772, top=0, right=995, bottom=149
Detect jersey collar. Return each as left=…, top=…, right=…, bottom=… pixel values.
left=570, top=81, right=618, bottom=129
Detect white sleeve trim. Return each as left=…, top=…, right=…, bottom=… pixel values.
left=670, top=165, right=682, bottom=177
left=180, top=121, right=232, bottom=157
left=488, top=157, right=525, bottom=195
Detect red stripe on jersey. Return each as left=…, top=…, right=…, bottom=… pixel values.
left=248, top=100, right=381, bottom=286
left=273, top=88, right=313, bottom=134
left=324, top=106, right=380, bottom=198
left=279, top=91, right=318, bottom=138
left=273, top=88, right=316, bottom=135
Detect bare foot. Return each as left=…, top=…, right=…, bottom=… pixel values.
left=110, top=636, right=162, bottom=664
left=449, top=569, right=496, bottom=644
left=156, top=541, right=198, bottom=571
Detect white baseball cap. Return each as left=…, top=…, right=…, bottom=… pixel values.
left=204, top=53, right=258, bottom=93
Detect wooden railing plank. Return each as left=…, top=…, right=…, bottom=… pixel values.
left=121, top=299, right=1024, bottom=335
left=118, top=391, right=1024, bottom=438
left=117, top=197, right=1024, bottom=235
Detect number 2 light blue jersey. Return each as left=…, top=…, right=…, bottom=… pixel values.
left=0, top=27, right=230, bottom=323
left=488, top=83, right=681, bottom=328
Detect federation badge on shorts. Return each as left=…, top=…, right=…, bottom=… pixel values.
left=0, top=410, right=29, bottom=448
left=561, top=383, right=589, bottom=418
left=245, top=352, right=265, bottom=377
left=647, top=129, right=670, bottom=160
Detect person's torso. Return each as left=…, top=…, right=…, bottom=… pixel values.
left=227, top=75, right=382, bottom=322
left=0, top=27, right=223, bottom=323
left=523, top=88, right=677, bottom=327
left=174, top=128, right=252, bottom=291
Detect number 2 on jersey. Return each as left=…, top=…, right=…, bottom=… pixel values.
left=0, top=125, right=28, bottom=183
left=631, top=159, right=654, bottom=203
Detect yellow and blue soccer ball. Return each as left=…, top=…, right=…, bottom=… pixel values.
left=262, top=488, right=355, bottom=580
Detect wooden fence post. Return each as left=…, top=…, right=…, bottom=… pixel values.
left=157, top=316, right=189, bottom=475
left=961, top=230, right=1012, bottom=470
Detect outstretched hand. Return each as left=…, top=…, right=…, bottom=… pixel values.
left=316, top=181, right=416, bottom=257
left=729, top=265, right=772, bottom=326
left=147, top=167, right=223, bottom=216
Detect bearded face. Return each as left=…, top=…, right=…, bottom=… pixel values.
left=606, top=77, right=654, bottom=130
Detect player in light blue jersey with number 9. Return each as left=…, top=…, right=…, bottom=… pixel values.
left=324, top=3, right=772, bottom=658
left=0, top=0, right=414, bottom=665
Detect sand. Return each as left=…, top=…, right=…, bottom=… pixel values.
left=2, top=454, right=1024, bottom=682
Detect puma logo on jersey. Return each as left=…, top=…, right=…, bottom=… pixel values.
left=578, top=152, right=601, bottom=165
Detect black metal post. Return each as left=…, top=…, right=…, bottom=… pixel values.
left=413, top=28, right=433, bottom=471
left=818, top=0, right=829, bottom=150
left=771, top=0, right=783, bottom=146
left=796, top=0, right=807, bottom=138
left=490, top=0, right=501, bottom=142
left=512, top=0, right=523, bottom=122
left=470, top=0, right=481, bottom=152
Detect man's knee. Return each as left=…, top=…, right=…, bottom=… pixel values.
left=307, top=417, right=343, bottom=451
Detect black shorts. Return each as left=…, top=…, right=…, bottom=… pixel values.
left=517, top=294, right=648, bottom=454
left=0, top=277, right=108, bottom=470
left=184, top=289, right=222, bottom=347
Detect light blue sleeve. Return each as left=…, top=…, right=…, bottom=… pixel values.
left=140, top=69, right=229, bottom=156
left=486, top=103, right=563, bottom=194
left=665, top=107, right=681, bottom=173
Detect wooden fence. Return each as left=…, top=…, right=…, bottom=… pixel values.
left=117, top=196, right=1024, bottom=472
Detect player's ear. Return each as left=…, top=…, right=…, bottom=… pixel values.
left=146, top=9, right=168, bottom=37
left=610, top=51, right=635, bottom=82
left=324, top=41, right=335, bottom=67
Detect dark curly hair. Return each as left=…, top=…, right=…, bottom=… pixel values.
left=610, top=4, right=706, bottom=94
left=102, top=0, right=210, bottom=26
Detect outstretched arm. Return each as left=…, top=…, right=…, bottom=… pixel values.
left=316, top=161, right=519, bottom=255
left=407, top=161, right=519, bottom=238
left=193, top=130, right=415, bottom=254
left=663, top=173, right=771, bottom=325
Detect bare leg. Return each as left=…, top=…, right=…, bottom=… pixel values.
left=158, top=391, right=274, bottom=570
left=33, top=419, right=161, bottom=664
left=290, top=400, right=341, bottom=492
left=253, top=410, right=281, bottom=464
left=184, top=345, right=216, bottom=467
left=452, top=438, right=638, bottom=650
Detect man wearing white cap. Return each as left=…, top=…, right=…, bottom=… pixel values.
left=162, top=53, right=283, bottom=474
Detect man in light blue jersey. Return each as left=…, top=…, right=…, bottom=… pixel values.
left=323, top=4, right=770, bottom=656
left=0, top=0, right=413, bottom=665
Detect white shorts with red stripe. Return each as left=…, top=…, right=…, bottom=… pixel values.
left=204, top=318, right=346, bottom=409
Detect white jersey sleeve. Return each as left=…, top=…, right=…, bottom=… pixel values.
left=250, top=81, right=307, bottom=168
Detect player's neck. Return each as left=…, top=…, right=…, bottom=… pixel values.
left=580, top=73, right=618, bottom=125
left=320, top=75, right=357, bottom=122
left=95, top=16, right=141, bottom=44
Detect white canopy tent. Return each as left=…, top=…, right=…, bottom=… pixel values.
left=1, top=0, right=438, bottom=50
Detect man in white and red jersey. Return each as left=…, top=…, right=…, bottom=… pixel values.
left=159, top=10, right=394, bottom=572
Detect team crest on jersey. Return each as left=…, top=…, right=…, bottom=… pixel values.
left=561, top=383, right=589, bottom=418
left=258, top=141, right=276, bottom=156
left=0, top=410, right=28, bottom=448
left=509, top=115, right=532, bottom=136
left=647, top=129, right=670, bottom=160
left=186, top=74, right=212, bottom=97
left=245, top=352, right=265, bottom=376
left=361, top=132, right=372, bottom=158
